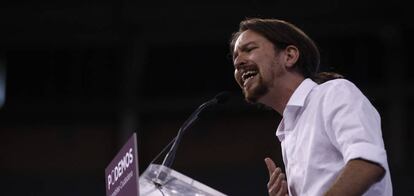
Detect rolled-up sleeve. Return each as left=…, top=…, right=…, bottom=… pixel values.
left=323, top=79, right=388, bottom=169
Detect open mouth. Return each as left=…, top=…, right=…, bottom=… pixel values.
left=242, top=70, right=258, bottom=87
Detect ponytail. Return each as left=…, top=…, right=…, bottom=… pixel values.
left=311, top=72, right=344, bottom=84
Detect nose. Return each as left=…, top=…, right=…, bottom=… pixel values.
left=233, top=53, right=247, bottom=71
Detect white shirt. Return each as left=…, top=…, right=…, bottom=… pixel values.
left=276, top=78, right=392, bottom=196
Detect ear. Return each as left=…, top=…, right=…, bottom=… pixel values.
left=284, top=45, right=299, bottom=68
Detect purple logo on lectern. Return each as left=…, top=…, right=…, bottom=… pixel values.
left=105, top=133, right=139, bottom=196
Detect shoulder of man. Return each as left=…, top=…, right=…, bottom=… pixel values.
left=314, top=78, right=360, bottom=95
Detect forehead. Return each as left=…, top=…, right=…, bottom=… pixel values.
left=234, top=30, right=268, bottom=50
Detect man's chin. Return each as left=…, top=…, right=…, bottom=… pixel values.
left=243, top=86, right=268, bottom=103
left=245, top=95, right=258, bottom=103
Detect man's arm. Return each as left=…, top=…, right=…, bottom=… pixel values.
left=324, top=159, right=385, bottom=196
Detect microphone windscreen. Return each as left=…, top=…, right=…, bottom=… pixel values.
left=214, top=91, right=230, bottom=104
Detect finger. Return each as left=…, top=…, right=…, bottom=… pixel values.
left=277, top=180, right=288, bottom=196
left=269, top=173, right=284, bottom=194
left=264, top=157, right=277, bottom=176
left=267, top=167, right=281, bottom=188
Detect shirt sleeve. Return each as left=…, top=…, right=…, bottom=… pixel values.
left=322, top=79, right=388, bottom=169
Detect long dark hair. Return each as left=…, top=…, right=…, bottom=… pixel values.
left=230, top=18, right=343, bottom=84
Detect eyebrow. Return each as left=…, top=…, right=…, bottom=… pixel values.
left=233, top=41, right=257, bottom=60
left=238, top=41, right=256, bottom=50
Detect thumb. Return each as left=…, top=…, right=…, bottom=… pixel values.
left=264, top=157, right=277, bottom=176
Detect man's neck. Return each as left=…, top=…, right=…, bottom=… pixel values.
left=259, top=75, right=305, bottom=115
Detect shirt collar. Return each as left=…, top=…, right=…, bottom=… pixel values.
left=276, top=78, right=317, bottom=140
left=285, top=78, right=317, bottom=108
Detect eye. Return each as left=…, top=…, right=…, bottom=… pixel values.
left=246, top=47, right=257, bottom=52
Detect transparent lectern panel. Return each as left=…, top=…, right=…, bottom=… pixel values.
left=139, top=164, right=227, bottom=196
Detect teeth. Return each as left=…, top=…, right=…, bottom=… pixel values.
left=242, top=70, right=258, bottom=81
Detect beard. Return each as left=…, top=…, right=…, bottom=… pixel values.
left=243, top=75, right=269, bottom=103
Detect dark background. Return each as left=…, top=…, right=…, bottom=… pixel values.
left=0, top=0, right=413, bottom=195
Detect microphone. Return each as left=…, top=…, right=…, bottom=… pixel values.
left=148, top=92, right=230, bottom=166
left=161, top=91, right=229, bottom=168
left=151, top=92, right=230, bottom=186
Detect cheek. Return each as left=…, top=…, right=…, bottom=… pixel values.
left=234, top=70, right=242, bottom=86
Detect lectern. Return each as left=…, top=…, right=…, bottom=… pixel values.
left=139, top=164, right=227, bottom=196
left=106, top=133, right=228, bottom=196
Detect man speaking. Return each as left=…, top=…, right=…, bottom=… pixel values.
left=230, top=18, right=392, bottom=196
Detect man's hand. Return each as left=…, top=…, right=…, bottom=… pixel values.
left=265, top=157, right=288, bottom=196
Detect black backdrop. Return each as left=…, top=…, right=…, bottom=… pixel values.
left=0, top=0, right=413, bottom=195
